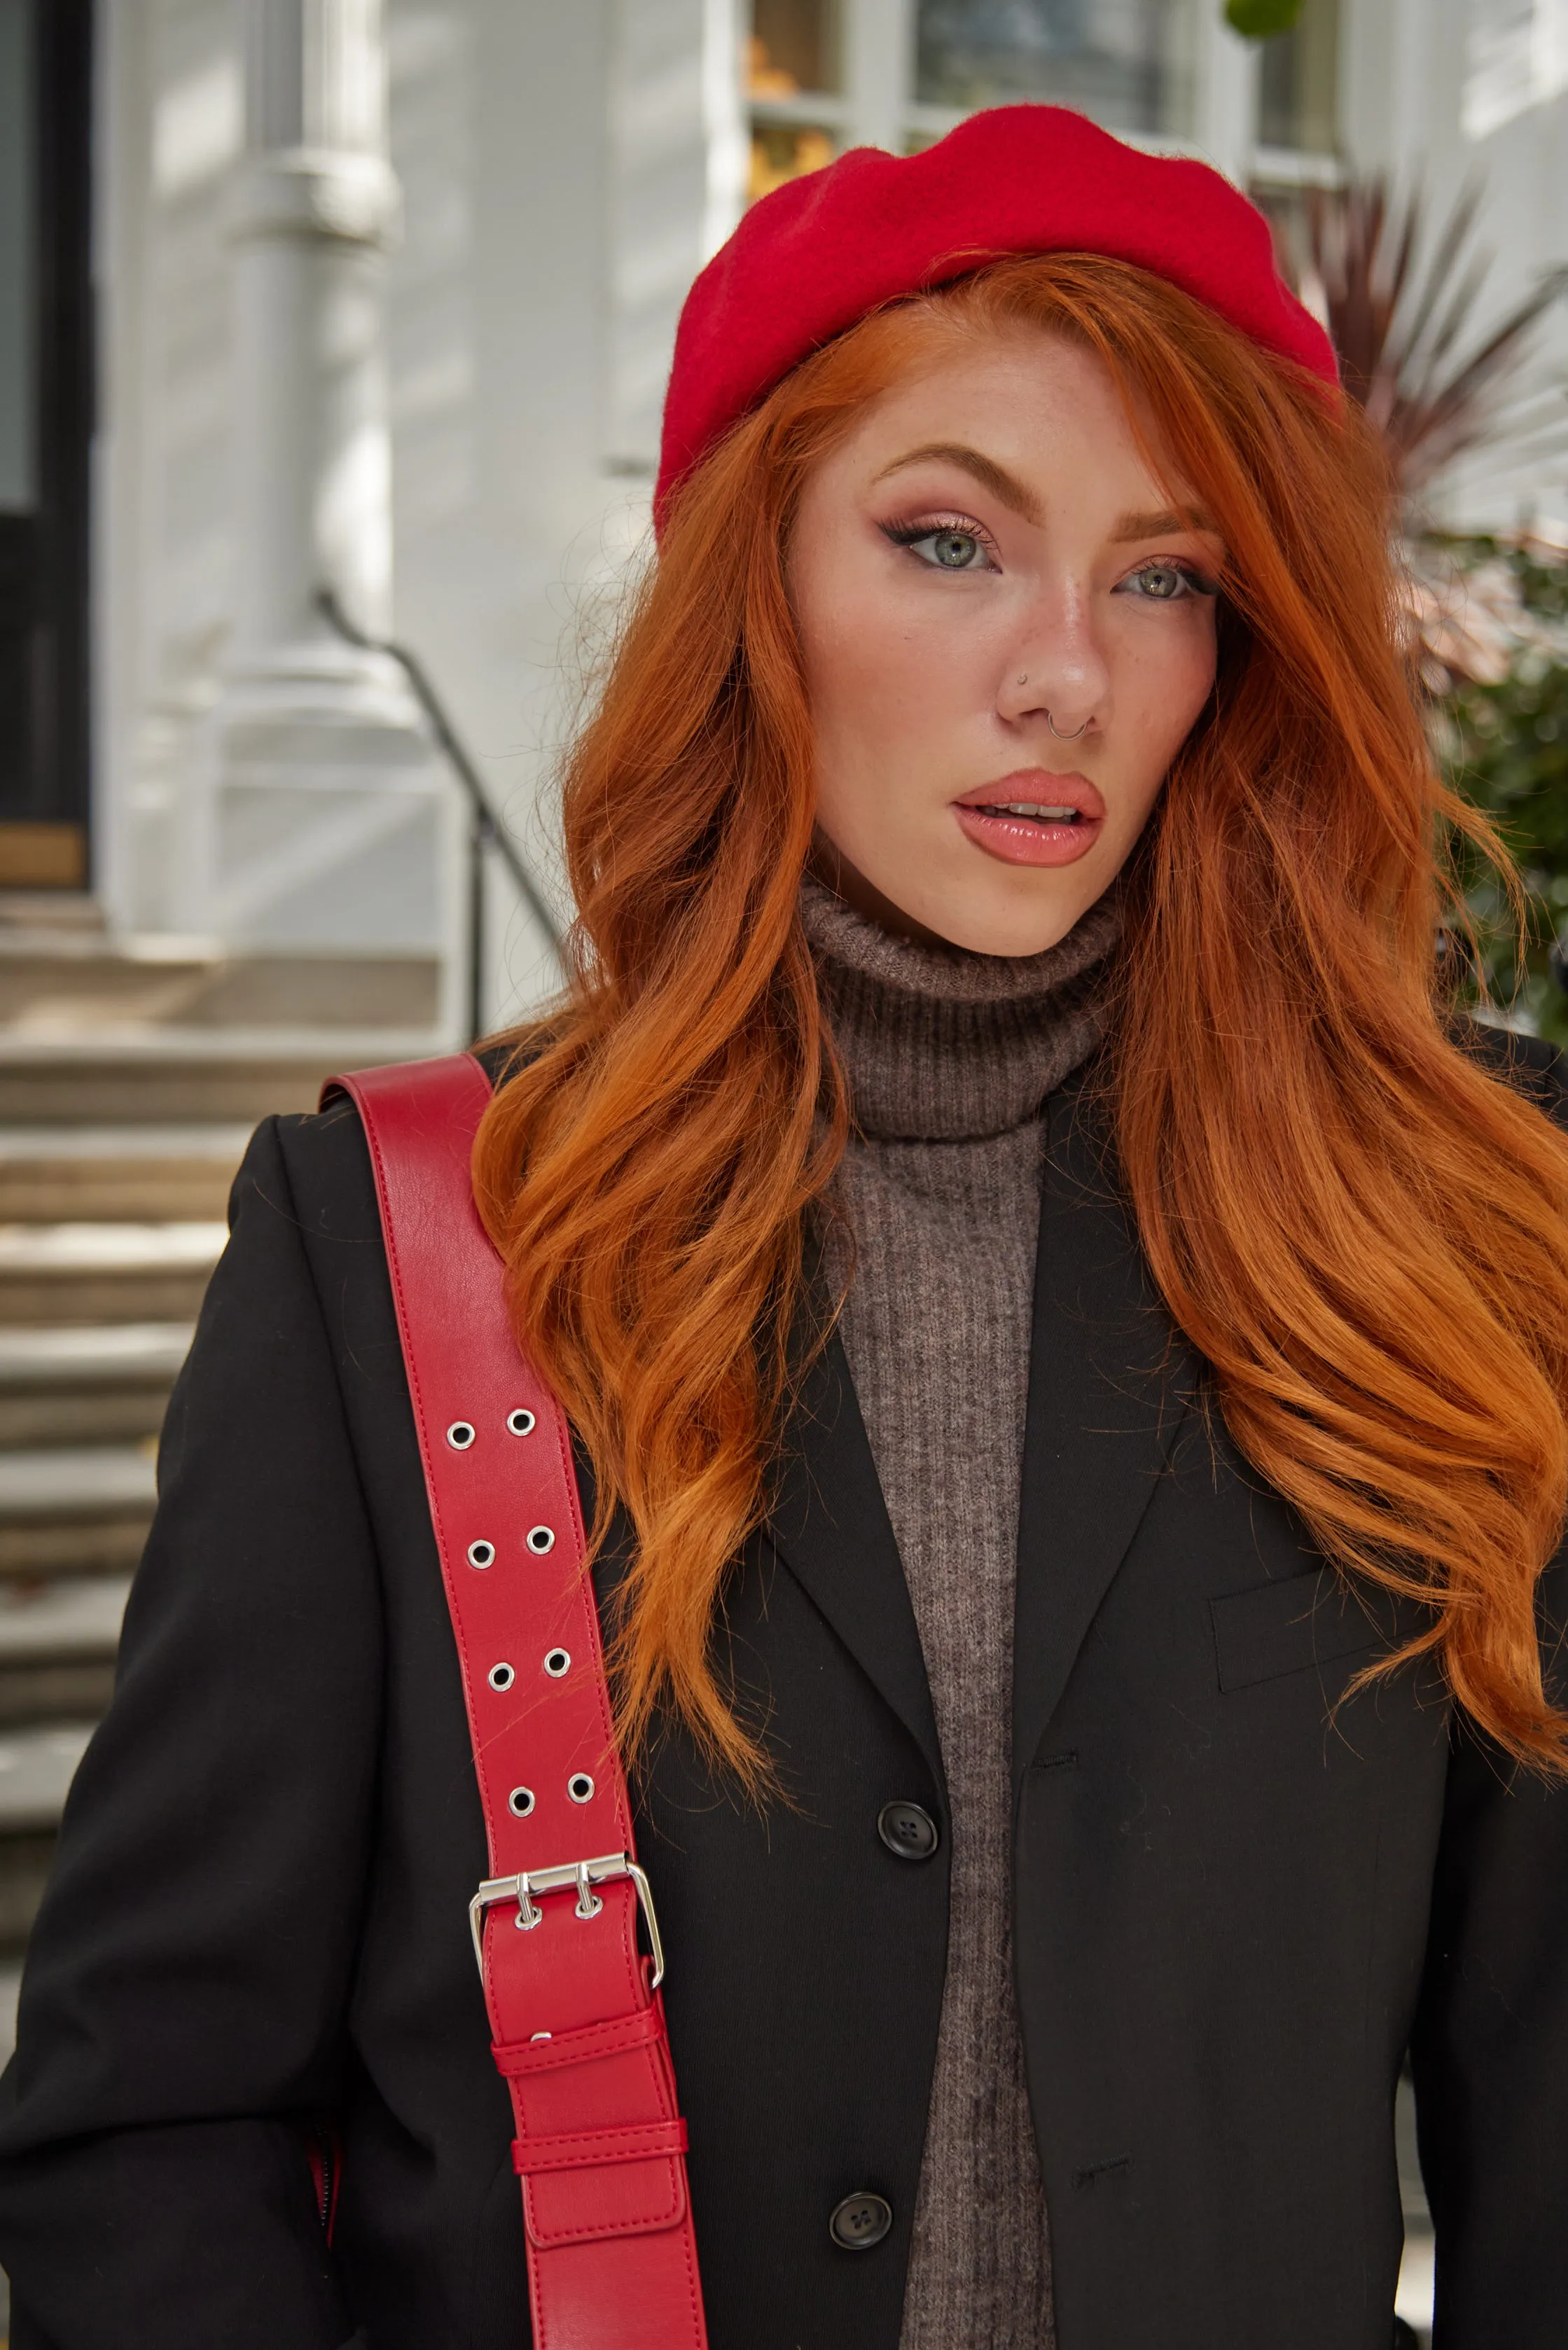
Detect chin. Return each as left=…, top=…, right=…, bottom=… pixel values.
left=905, top=873, right=1098, bottom=959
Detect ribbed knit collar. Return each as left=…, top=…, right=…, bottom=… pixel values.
left=800, top=875, right=1118, bottom=1144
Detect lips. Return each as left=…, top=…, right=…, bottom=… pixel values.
left=952, top=770, right=1105, bottom=869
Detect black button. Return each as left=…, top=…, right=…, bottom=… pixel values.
left=877, top=1800, right=939, bottom=1861
left=829, top=2191, right=893, bottom=2251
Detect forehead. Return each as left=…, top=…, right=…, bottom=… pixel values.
left=828, top=321, right=1175, bottom=499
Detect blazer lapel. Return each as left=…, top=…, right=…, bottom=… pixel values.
left=1013, top=1077, right=1201, bottom=1779
left=766, top=1323, right=944, bottom=1788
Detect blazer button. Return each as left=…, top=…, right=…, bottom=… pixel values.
left=877, top=1800, right=939, bottom=1861
left=830, top=2192, right=893, bottom=2251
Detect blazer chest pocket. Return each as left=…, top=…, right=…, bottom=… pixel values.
left=1209, top=1565, right=1394, bottom=1695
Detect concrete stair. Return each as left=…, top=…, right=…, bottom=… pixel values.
left=0, top=1223, right=228, bottom=1327
left=0, top=1324, right=193, bottom=1447
left=0, top=1125, right=253, bottom=1221
left=0, top=896, right=448, bottom=1975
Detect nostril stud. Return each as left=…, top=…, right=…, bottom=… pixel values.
left=506, top=1408, right=536, bottom=1437
left=466, top=1539, right=495, bottom=1569
left=446, top=1421, right=476, bottom=1450
left=526, top=1525, right=555, bottom=1555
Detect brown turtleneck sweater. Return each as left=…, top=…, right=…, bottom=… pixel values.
left=800, top=877, right=1118, bottom=2350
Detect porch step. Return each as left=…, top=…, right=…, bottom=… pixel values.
left=0, top=1324, right=192, bottom=1448
left=0, top=1224, right=226, bottom=1326
left=0, top=1577, right=130, bottom=1727
left=0, top=1125, right=251, bottom=1222
left=0, top=1445, right=158, bottom=1576
left=0, top=934, right=447, bottom=1971
left=0, top=1725, right=93, bottom=1836
left=0, top=1029, right=436, bottom=1123
left=0, top=938, right=441, bottom=1035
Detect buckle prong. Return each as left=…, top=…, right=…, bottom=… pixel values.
left=469, top=1851, right=664, bottom=1989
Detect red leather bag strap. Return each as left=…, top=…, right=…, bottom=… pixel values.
left=326, top=1054, right=708, bottom=2350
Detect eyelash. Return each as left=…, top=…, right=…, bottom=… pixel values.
left=880, top=513, right=1219, bottom=600
left=1122, top=560, right=1219, bottom=602
left=880, top=512, right=998, bottom=563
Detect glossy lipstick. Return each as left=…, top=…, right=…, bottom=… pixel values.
left=952, top=771, right=1105, bottom=868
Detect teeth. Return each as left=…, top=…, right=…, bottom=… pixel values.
left=987, top=802, right=1078, bottom=821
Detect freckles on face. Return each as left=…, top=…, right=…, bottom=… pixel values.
left=789, top=326, right=1223, bottom=957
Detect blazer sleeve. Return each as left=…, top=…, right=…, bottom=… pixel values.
left=0, top=1115, right=383, bottom=2350
left=1410, top=1031, right=1568, bottom=2349
left=1408, top=1550, right=1568, bottom=2350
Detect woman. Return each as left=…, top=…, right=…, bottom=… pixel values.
left=1, top=103, right=1566, bottom=2350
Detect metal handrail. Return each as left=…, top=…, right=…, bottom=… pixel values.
left=317, top=588, right=563, bottom=1041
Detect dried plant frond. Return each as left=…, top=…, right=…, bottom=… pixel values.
left=1293, top=176, right=1568, bottom=504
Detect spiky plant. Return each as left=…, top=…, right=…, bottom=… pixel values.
left=1281, top=177, right=1568, bottom=1031
left=1295, top=177, right=1567, bottom=513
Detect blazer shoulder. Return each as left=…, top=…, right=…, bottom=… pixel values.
left=238, top=1090, right=384, bottom=1247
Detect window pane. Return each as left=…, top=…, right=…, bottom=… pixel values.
left=0, top=0, right=36, bottom=510
left=749, top=0, right=843, bottom=98
left=915, top=0, right=1198, bottom=139
left=1258, top=0, right=1340, bottom=153
left=749, top=122, right=839, bottom=202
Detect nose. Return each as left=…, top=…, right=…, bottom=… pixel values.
left=997, top=578, right=1109, bottom=737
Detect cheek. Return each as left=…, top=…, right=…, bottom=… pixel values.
left=804, top=585, right=933, bottom=741
left=1121, top=613, right=1217, bottom=768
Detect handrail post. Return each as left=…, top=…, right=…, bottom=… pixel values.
left=314, top=589, right=564, bottom=1044
left=468, top=809, right=486, bottom=1045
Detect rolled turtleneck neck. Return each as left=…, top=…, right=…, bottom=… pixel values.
left=798, top=872, right=1120, bottom=1142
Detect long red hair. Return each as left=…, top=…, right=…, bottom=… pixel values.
left=473, top=254, right=1568, bottom=1786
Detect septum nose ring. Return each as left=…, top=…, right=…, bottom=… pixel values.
left=1015, top=676, right=1091, bottom=742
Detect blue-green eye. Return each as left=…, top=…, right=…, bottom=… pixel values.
left=884, top=523, right=996, bottom=571
left=1120, top=561, right=1214, bottom=601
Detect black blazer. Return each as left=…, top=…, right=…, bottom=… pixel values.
left=1, top=1048, right=1566, bottom=2350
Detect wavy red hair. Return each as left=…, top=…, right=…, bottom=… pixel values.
left=473, top=254, right=1568, bottom=1787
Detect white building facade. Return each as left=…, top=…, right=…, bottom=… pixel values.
left=4, top=0, right=1567, bottom=1027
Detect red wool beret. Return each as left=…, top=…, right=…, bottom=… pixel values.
left=656, top=103, right=1337, bottom=525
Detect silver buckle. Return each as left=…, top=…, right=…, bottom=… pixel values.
left=468, top=1851, right=665, bottom=1989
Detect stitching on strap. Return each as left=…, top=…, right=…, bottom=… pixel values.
left=514, top=2118, right=689, bottom=2176
left=493, top=2005, right=665, bottom=2077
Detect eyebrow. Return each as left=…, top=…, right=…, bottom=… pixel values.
left=873, top=445, right=1221, bottom=545
left=872, top=442, right=1043, bottom=524
left=1111, top=505, right=1221, bottom=543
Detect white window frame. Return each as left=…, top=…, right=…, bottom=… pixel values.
left=743, top=0, right=1346, bottom=193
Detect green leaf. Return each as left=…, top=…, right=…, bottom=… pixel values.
left=1436, top=540, right=1568, bottom=1044
left=1225, top=0, right=1305, bottom=37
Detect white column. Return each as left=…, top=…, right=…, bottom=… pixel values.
left=845, top=0, right=915, bottom=153
left=181, top=0, right=452, bottom=961
left=702, top=0, right=748, bottom=261
left=605, top=0, right=747, bottom=474
left=1193, top=2, right=1259, bottom=184
left=231, top=0, right=398, bottom=656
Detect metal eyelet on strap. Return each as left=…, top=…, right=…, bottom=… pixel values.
left=526, top=1525, right=555, bottom=1555
left=543, top=1648, right=571, bottom=1678
left=488, top=1662, right=515, bottom=1692
left=508, top=1786, right=535, bottom=1817
left=466, top=1539, right=495, bottom=1569
left=446, top=1421, right=476, bottom=1450
left=567, top=1772, right=594, bottom=1804
left=574, top=1860, right=604, bottom=1919
left=506, top=1408, right=536, bottom=1437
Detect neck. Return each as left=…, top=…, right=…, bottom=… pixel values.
left=799, top=875, right=1120, bottom=1144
